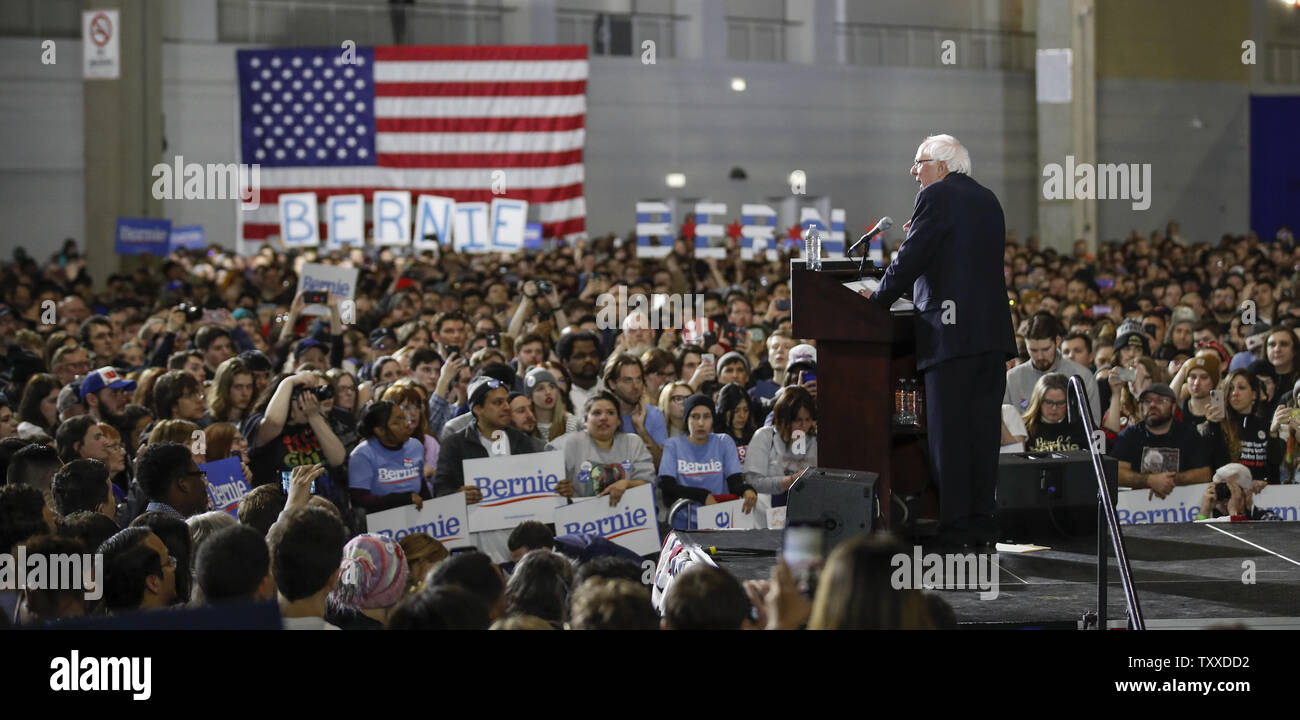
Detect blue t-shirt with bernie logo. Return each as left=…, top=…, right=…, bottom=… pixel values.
left=348, top=438, right=426, bottom=496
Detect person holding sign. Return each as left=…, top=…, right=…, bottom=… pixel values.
left=348, top=401, right=429, bottom=513
left=546, top=390, right=654, bottom=505
left=658, top=394, right=756, bottom=529
left=744, top=386, right=818, bottom=496
left=433, top=377, right=540, bottom=503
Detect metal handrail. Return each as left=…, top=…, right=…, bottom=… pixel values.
left=1068, top=374, right=1144, bottom=630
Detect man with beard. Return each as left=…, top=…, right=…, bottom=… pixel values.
left=1004, top=312, right=1100, bottom=424
left=603, top=354, right=666, bottom=466
left=558, top=330, right=604, bottom=414
left=80, top=367, right=137, bottom=429
left=1209, top=282, right=1238, bottom=325
left=1110, top=383, right=1211, bottom=499
left=619, top=312, right=654, bottom=359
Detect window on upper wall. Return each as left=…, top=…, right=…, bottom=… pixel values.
left=725, top=0, right=787, bottom=62
left=557, top=0, right=678, bottom=59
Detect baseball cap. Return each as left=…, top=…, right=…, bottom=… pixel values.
left=788, top=343, right=817, bottom=365
left=467, top=376, right=505, bottom=407
left=79, top=366, right=137, bottom=400
left=1213, top=463, right=1254, bottom=492
left=1137, top=383, right=1176, bottom=403
left=293, top=338, right=328, bottom=360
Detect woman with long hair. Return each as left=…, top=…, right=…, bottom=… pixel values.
left=1021, top=373, right=1089, bottom=452
left=1102, top=356, right=1162, bottom=435
left=657, top=382, right=694, bottom=439
left=153, top=370, right=206, bottom=423
left=1205, top=369, right=1279, bottom=488
left=546, top=390, right=654, bottom=502
left=97, top=422, right=130, bottom=501
left=348, top=400, right=429, bottom=512
left=326, top=368, right=361, bottom=421
left=714, top=383, right=757, bottom=464
left=525, top=367, right=580, bottom=442
left=204, top=421, right=254, bottom=488
left=16, top=373, right=61, bottom=439
left=206, top=357, right=255, bottom=425
left=55, top=415, right=109, bottom=464
left=382, top=384, right=439, bottom=487
left=540, top=360, right=576, bottom=415
left=745, top=386, right=817, bottom=496
left=806, top=533, right=936, bottom=630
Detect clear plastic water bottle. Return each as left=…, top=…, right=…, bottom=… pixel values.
left=803, top=227, right=822, bottom=271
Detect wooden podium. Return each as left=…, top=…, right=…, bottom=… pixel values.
left=790, top=260, right=935, bottom=532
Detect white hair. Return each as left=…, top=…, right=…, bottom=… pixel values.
left=187, top=510, right=239, bottom=557
left=918, top=134, right=971, bottom=175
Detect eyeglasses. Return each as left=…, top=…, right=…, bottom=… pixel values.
left=912, top=158, right=939, bottom=169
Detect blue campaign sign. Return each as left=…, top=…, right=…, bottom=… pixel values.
left=524, top=222, right=544, bottom=250
left=200, top=455, right=250, bottom=517
left=170, top=225, right=205, bottom=251
left=115, top=217, right=172, bottom=256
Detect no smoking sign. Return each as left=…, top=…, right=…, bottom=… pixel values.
left=82, top=9, right=119, bottom=79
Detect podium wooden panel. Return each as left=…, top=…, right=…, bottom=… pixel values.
left=790, top=261, right=934, bottom=531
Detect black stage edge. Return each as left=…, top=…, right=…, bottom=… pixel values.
left=681, top=521, right=1300, bottom=630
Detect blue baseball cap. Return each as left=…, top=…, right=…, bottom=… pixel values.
left=79, top=366, right=137, bottom=400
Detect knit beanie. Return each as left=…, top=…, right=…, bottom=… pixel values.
left=333, top=534, right=409, bottom=610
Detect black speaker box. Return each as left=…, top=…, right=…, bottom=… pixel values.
left=996, top=450, right=1118, bottom=542
left=786, top=467, right=879, bottom=554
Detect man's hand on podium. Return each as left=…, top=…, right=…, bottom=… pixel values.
left=857, top=288, right=874, bottom=300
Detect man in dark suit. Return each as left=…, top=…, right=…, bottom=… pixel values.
left=864, top=134, right=1017, bottom=548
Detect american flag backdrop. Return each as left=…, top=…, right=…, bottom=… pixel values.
left=235, top=45, right=588, bottom=252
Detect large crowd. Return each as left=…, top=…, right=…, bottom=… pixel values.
left=0, top=220, right=1293, bottom=628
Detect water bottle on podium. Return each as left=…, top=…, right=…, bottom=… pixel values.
left=803, top=226, right=822, bottom=271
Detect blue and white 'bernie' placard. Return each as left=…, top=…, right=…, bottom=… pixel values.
left=199, top=456, right=250, bottom=518
left=693, top=497, right=763, bottom=530
left=366, top=492, right=470, bottom=549
left=465, top=450, right=567, bottom=532
left=552, top=483, right=660, bottom=556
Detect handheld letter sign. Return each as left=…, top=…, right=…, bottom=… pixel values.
left=465, top=451, right=566, bottom=532
left=552, top=484, right=660, bottom=556
left=296, top=262, right=358, bottom=317
left=366, top=493, right=470, bottom=549
left=199, top=456, right=250, bottom=517
left=693, top=498, right=762, bottom=530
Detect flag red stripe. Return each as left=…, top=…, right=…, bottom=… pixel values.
left=374, top=46, right=588, bottom=61
left=251, top=183, right=585, bottom=204
left=376, top=149, right=583, bottom=169
left=374, top=80, right=586, bottom=97
left=375, top=115, right=586, bottom=133
left=544, top=217, right=585, bottom=238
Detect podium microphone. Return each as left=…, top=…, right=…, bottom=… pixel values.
left=847, top=216, right=893, bottom=256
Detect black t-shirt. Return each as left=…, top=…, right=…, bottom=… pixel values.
left=1025, top=419, right=1088, bottom=452
left=1110, top=419, right=1209, bottom=474
left=1202, top=413, right=1281, bottom=483
left=1179, top=397, right=1205, bottom=426
left=241, top=412, right=339, bottom=499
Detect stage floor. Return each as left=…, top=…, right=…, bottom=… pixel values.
left=947, top=522, right=1300, bottom=629
left=678, top=522, right=1300, bottom=629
